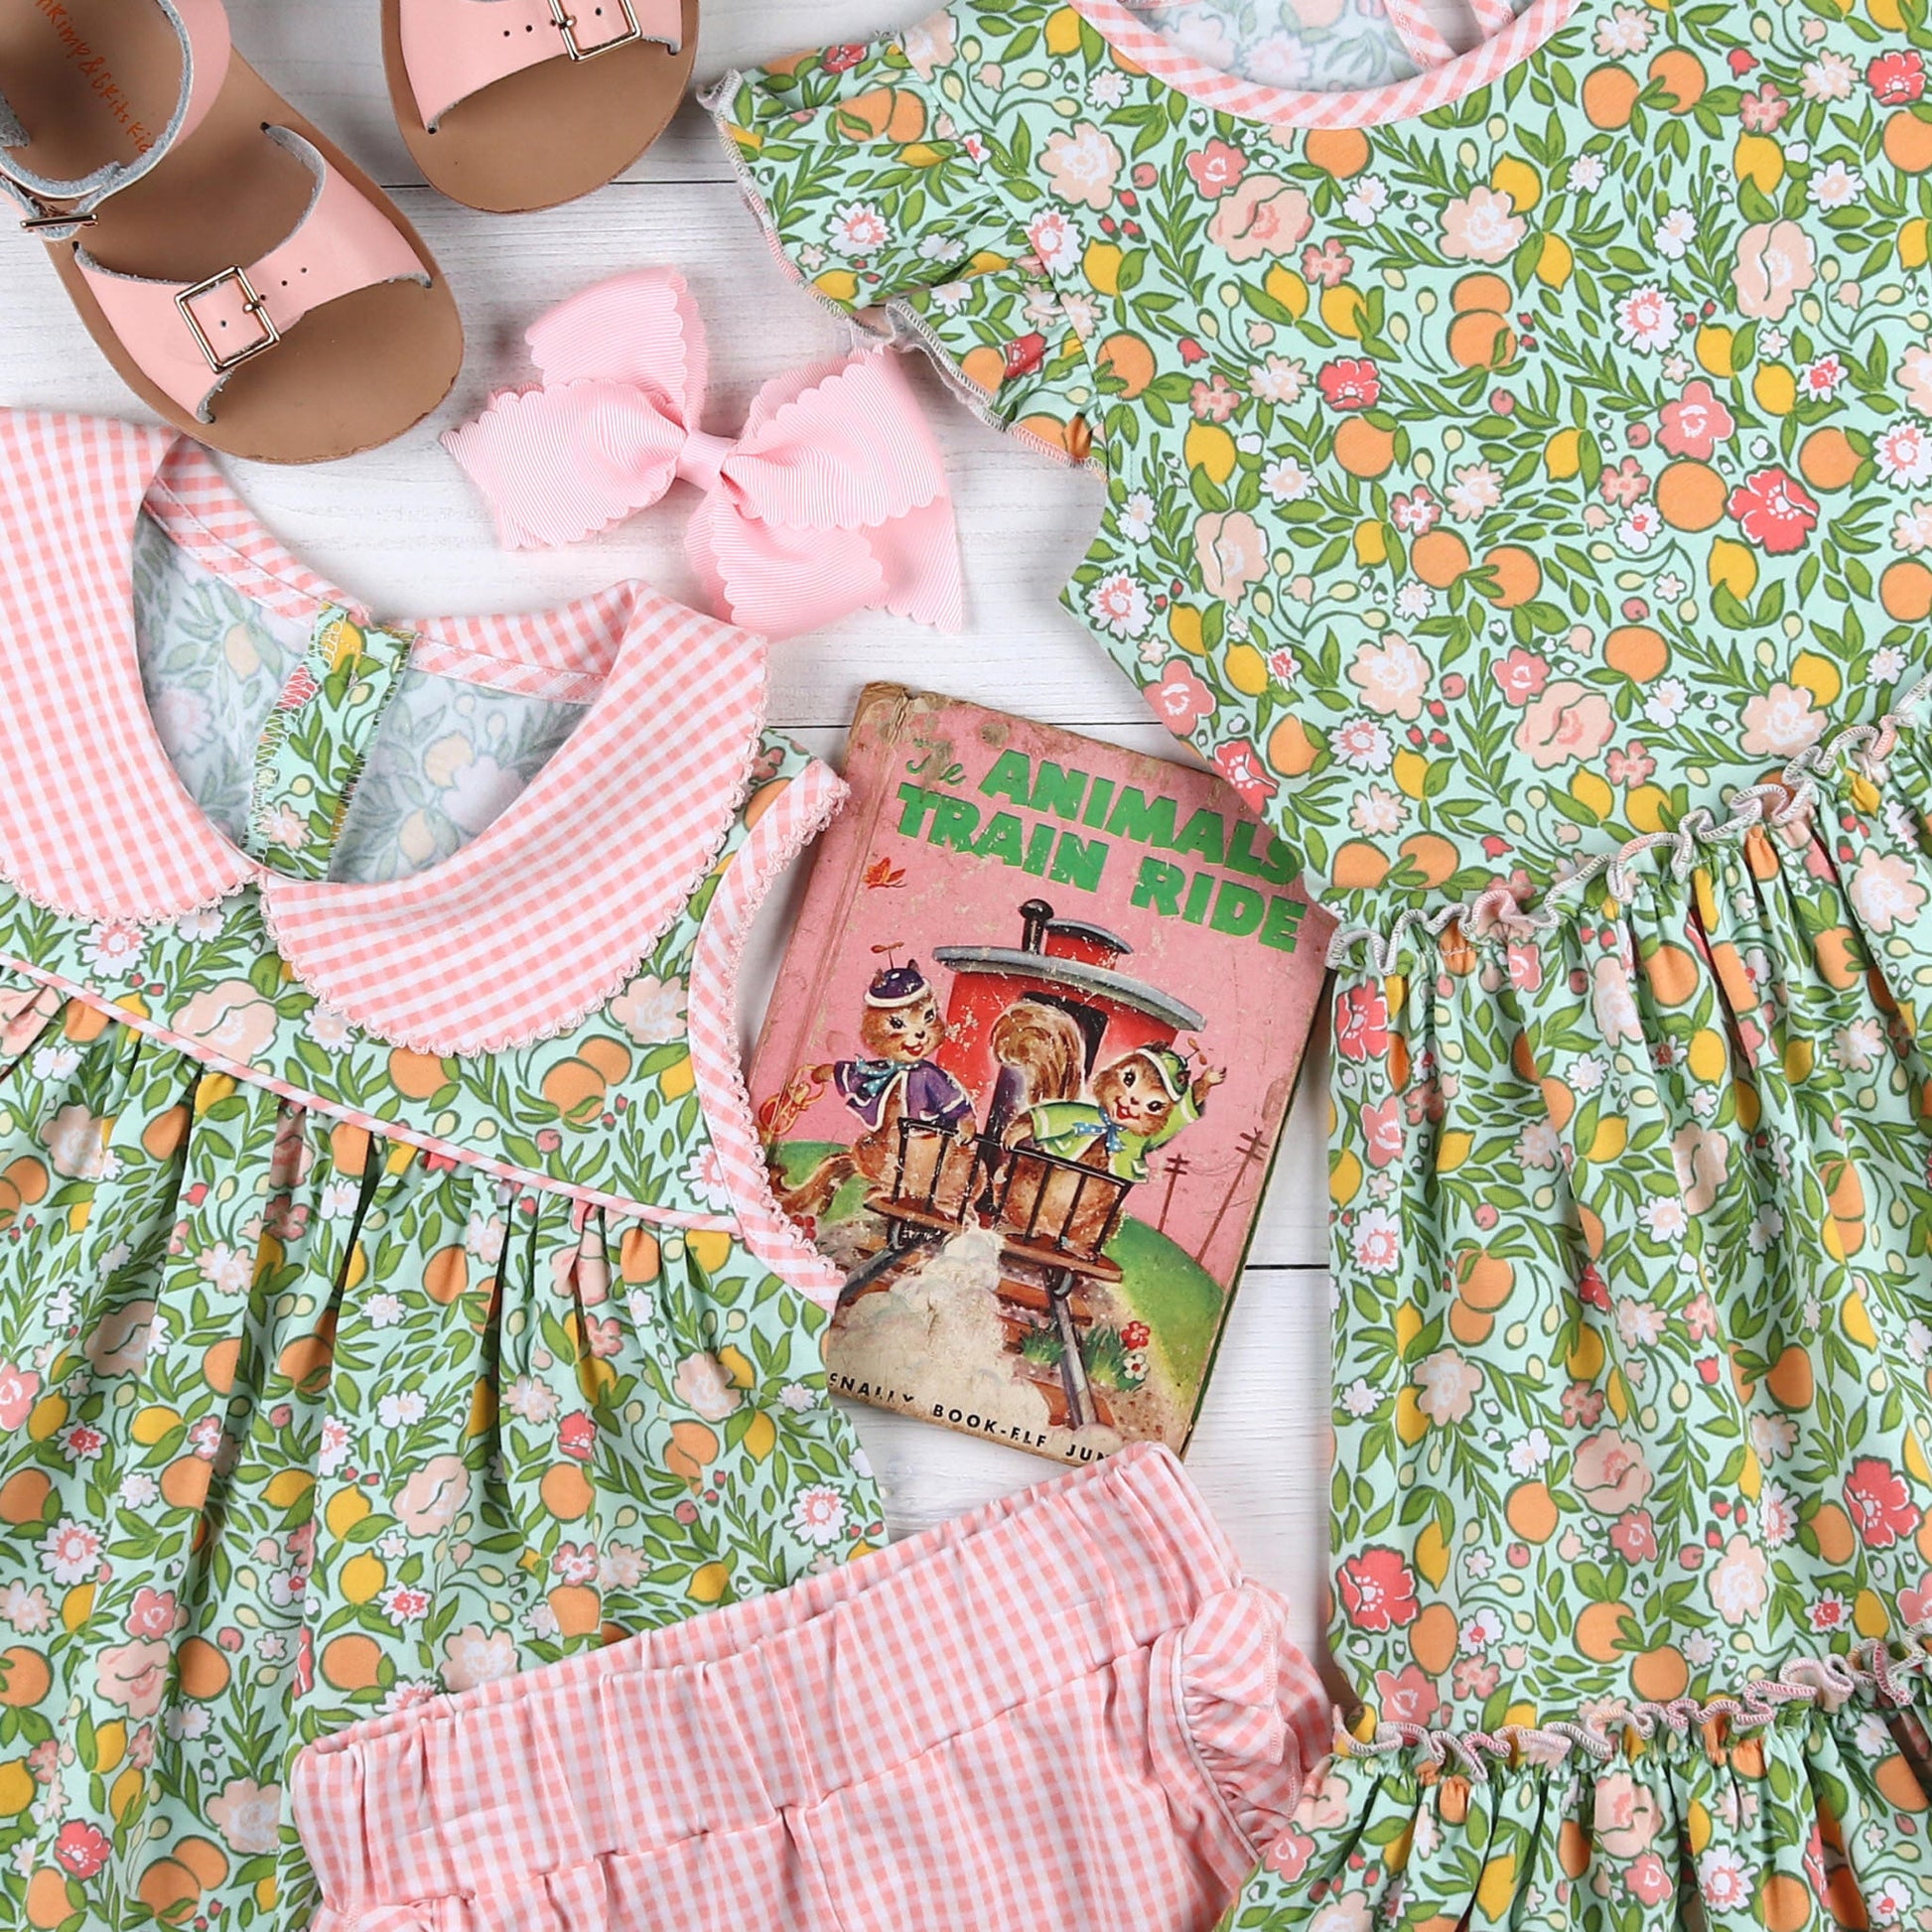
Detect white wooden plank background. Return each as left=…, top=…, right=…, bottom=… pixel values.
left=0, top=0, right=1488, bottom=1670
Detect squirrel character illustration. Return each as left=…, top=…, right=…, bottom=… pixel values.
left=1021, top=1042, right=1225, bottom=1183
left=775, top=957, right=973, bottom=1225
left=984, top=998, right=1087, bottom=1144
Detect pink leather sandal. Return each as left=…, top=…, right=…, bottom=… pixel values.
left=1, top=0, right=463, bottom=463
left=384, top=0, right=697, bottom=213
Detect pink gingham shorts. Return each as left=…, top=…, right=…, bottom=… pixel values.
left=293, top=1444, right=1331, bottom=1932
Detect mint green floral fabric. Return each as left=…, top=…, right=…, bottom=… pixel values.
left=245, top=613, right=412, bottom=882
left=0, top=533, right=880, bottom=1932
left=716, top=0, right=1932, bottom=1922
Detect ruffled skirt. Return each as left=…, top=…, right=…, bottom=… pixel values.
left=0, top=981, right=879, bottom=1931
left=1238, top=712, right=1932, bottom=1925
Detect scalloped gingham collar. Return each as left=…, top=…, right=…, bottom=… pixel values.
left=0, top=409, right=770, bottom=1055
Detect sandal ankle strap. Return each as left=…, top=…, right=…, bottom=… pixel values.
left=0, top=0, right=231, bottom=239
left=400, top=0, right=682, bottom=132
left=73, top=128, right=431, bottom=424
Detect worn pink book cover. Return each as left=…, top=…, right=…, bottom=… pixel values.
left=751, top=684, right=1334, bottom=1464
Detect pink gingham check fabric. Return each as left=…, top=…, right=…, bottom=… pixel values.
left=0, top=409, right=773, bottom=1056
left=294, top=1444, right=1332, bottom=1932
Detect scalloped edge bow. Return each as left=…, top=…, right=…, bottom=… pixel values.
left=442, top=269, right=964, bottom=641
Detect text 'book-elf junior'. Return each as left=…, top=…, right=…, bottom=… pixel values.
left=752, top=683, right=1334, bottom=1464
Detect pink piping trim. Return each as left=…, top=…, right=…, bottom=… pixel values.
left=1067, top=0, right=1577, bottom=129
left=0, top=953, right=742, bottom=1232
left=144, top=444, right=635, bottom=700
left=687, top=762, right=850, bottom=1312
left=1383, top=0, right=1454, bottom=69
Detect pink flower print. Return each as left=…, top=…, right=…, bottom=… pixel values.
left=394, top=1455, right=471, bottom=1537
left=126, top=1587, right=178, bottom=1640
left=1512, top=680, right=1615, bottom=768
left=1627, top=1853, right=1675, bottom=1906
left=172, top=979, right=280, bottom=1063
left=1194, top=510, right=1268, bottom=603
left=1391, top=486, right=1440, bottom=534
left=1004, top=333, right=1046, bottom=381
left=557, top=1411, right=598, bottom=1462
left=94, top=1636, right=171, bottom=1717
left=1869, top=48, right=1926, bottom=105
left=1211, top=739, right=1279, bottom=812
left=54, top=1822, right=112, bottom=1880
left=1184, top=137, right=1247, bottom=199
left=1605, top=742, right=1656, bottom=787
left=1302, top=237, right=1353, bottom=286
left=1732, top=219, right=1816, bottom=321
left=1206, top=174, right=1311, bottom=261
left=1337, top=1547, right=1419, bottom=1631
left=1845, top=1456, right=1922, bottom=1547
left=1727, top=468, right=1820, bottom=554
left=0, top=1362, right=40, bottom=1432
left=1318, top=356, right=1380, bottom=410
left=1708, top=1535, right=1770, bottom=1624
left=1189, top=372, right=1240, bottom=421
left=1263, top=1828, right=1317, bottom=1880
left=1040, top=122, right=1124, bottom=210
left=1899, top=1569, right=1932, bottom=1628
left=1597, top=456, right=1651, bottom=507
left=1333, top=984, right=1390, bottom=1062
left=1347, top=635, right=1431, bottom=719
left=1147, top=661, right=1217, bottom=731
left=1483, top=648, right=1545, bottom=711
left=1561, top=1379, right=1605, bottom=1427
left=1738, top=80, right=1788, bottom=130
left=441, top=1623, right=516, bottom=1692
left=1740, top=681, right=1826, bottom=759
left=1440, top=185, right=1526, bottom=264
left=1594, top=1770, right=1663, bottom=1857
left=1372, top=1664, right=1441, bottom=1727
left=1413, top=1348, right=1482, bottom=1426
left=821, top=42, right=867, bottom=72
left=1452, top=1657, right=1500, bottom=1699
left=1572, top=1430, right=1655, bottom=1515
left=1360, top=1095, right=1404, bottom=1169
left=1609, top=1510, right=1659, bottom=1562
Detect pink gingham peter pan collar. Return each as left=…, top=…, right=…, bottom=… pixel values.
left=0, top=409, right=772, bottom=1056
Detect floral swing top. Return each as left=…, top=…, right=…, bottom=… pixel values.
left=0, top=411, right=882, bottom=1932
left=716, top=0, right=1932, bottom=1926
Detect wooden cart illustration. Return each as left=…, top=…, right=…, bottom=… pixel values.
left=838, top=900, right=1202, bottom=1431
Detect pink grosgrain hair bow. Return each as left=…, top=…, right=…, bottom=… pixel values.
left=442, top=269, right=963, bottom=641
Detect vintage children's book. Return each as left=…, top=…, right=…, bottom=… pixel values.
left=752, top=684, right=1334, bottom=1465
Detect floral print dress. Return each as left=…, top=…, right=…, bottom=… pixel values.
left=714, top=0, right=1932, bottom=1923
left=0, top=413, right=881, bottom=1932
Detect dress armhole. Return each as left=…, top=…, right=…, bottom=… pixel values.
left=686, top=758, right=849, bottom=1311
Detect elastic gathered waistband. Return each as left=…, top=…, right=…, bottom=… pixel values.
left=295, top=1444, right=1324, bottom=1931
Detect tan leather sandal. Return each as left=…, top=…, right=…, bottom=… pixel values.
left=1, top=0, right=464, bottom=464
left=384, top=0, right=697, bottom=214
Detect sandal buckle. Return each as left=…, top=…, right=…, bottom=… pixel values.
left=177, top=266, right=280, bottom=374
left=549, top=0, right=641, bottom=59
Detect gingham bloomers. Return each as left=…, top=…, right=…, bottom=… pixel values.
left=0, top=411, right=881, bottom=1932
left=713, top=0, right=1932, bottom=1925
